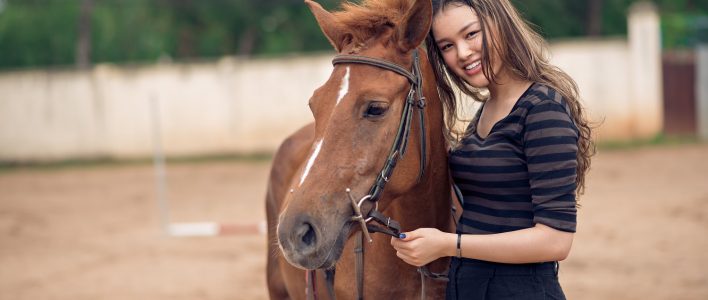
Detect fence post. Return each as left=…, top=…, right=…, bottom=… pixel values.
left=628, top=2, right=663, bottom=139
left=698, top=45, right=708, bottom=141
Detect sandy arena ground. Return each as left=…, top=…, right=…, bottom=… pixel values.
left=1, top=144, right=707, bottom=300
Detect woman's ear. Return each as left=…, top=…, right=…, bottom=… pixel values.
left=396, top=0, right=433, bottom=52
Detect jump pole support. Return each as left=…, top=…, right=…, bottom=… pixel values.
left=149, top=95, right=266, bottom=237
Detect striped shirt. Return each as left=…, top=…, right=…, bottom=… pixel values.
left=450, top=83, right=578, bottom=234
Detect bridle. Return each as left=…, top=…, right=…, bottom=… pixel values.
left=305, top=49, right=447, bottom=300
left=336, top=49, right=427, bottom=240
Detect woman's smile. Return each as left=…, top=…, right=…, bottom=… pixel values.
left=463, top=60, right=482, bottom=76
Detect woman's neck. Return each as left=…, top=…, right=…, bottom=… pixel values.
left=486, top=69, right=532, bottom=105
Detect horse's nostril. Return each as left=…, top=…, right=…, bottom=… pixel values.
left=301, top=222, right=316, bottom=247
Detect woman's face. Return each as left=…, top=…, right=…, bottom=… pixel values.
left=432, top=4, right=501, bottom=89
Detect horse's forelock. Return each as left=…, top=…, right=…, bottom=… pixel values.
left=333, top=0, right=413, bottom=46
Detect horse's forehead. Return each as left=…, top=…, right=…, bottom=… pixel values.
left=342, top=28, right=397, bottom=55
left=328, top=64, right=406, bottom=96
left=314, top=38, right=410, bottom=107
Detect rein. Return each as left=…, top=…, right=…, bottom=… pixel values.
left=305, top=49, right=447, bottom=300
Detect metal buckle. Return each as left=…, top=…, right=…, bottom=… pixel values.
left=347, top=189, right=374, bottom=243
left=380, top=170, right=389, bottom=183
left=356, top=195, right=378, bottom=223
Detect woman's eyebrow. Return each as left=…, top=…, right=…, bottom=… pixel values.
left=435, top=21, right=478, bottom=44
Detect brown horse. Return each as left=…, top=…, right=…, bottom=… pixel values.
left=266, top=0, right=453, bottom=298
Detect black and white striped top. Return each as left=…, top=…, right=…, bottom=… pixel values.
left=450, top=83, right=578, bottom=234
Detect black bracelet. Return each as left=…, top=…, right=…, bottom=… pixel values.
left=456, top=233, right=462, bottom=258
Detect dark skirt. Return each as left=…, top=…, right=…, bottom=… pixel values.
left=445, top=257, right=566, bottom=300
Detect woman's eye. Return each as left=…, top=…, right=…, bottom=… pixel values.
left=364, top=103, right=389, bottom=118
left=466, top=31, right=479, bottom=39
left=440, top=44, right=452, bottom=51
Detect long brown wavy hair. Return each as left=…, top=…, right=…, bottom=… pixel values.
left=426, top=0, right=595, bottom=196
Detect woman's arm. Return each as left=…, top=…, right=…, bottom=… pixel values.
left=390, top=223, right=573, bottom=267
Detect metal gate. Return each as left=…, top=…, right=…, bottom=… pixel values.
left=662, top=50, right=696, bottom=136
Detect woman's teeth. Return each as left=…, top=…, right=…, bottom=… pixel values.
left=465, top=61, right=481, bottom=70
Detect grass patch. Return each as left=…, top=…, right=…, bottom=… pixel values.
left=598, top=133, right=701, bottom=151
left=0, top=152, right=273, bottom=173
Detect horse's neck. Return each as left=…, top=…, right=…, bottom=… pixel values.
left=347, top=56, right=451, bottom=298
left=396, top=69, right=452, bottom=231
left=400, top=173, right=451, bottom=231
left=386, top=90, right=452, bottom=281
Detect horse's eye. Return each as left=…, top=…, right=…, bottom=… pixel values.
left=364, top=102, right=389, bottom=118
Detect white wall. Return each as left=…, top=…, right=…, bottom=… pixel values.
left=0, top=55, right=333, bottom=161
left=697, top=45, right=708, bottom=141
left=551, top=39, right=634, bottom=140
left=0, top=4, right=663, bottom=162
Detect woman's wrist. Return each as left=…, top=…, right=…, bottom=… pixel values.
left=456, top=233, right=462, bottom=258
left=445, top=232, right=459, bottom=257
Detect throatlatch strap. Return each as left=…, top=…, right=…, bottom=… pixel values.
left=412, top=51, right=427, bottom=183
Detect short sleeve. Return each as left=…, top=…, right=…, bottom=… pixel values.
left=523, top=99, right=578, bottom=232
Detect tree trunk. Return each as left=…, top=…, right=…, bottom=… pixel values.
left=238, top=27, right=256, bottom=57
left=586, top=0, right=603, bottom=37
left=76, top=0, right=93, bottom=69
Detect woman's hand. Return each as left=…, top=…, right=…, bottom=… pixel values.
left=390, top=228, right=454, bottom=267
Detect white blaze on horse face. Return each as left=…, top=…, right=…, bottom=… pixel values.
left=336, top=67, right=350, bottom=106
left=299, top=139, right=323, bottom=187
left=297, top=68, right=347, bottom=187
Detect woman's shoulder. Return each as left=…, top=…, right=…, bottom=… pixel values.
left=518, top=83, right=572, bottom=117
left=520, top=83, right=565, bottom=107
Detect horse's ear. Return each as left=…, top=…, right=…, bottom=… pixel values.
left=396, top=0, right=433, bottom=52
left=305, top=0, right=348, bottom=52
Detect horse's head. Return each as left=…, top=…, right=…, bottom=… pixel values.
left=276, top=0, right=434, bottom=270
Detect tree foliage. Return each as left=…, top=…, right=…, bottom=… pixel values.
left=0, top=0, right=705, bottom=70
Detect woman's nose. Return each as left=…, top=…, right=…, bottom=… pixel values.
left=457, top=42, right=473, bottom=61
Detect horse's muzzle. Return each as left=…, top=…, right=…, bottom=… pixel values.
left=277, top=214, right=325, bottom=269
left=277, top=212, right=352, bottom=270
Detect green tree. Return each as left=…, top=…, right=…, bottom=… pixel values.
left=0, top=0, right=705, bottom=70
left=0, top=0, right=79, bottom=69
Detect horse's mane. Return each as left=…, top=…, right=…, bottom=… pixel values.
left=333, top=0, right=412, bottom=44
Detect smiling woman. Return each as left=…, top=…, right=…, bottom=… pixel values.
left=389, top=0, right=595, bottom=299
left=432, top=6, right=498, bottom=89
